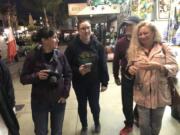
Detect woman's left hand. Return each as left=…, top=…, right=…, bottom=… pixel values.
left=58, top=97, right=66, bottom=103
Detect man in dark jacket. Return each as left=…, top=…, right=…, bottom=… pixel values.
left=65, top=19, right=109, bottom=135
left=113, top=16, right=141, bottom=135
left=0, top=60, right=20, bottom=135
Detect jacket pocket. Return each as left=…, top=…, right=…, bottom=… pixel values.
left=158, top=80, right=171, bottom=100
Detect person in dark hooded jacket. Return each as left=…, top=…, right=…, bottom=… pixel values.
left=0, top=59, right=20, bottom=135
left=65, top=19, right=109, bottom=135
left=20, top=27, right=72, bottom=135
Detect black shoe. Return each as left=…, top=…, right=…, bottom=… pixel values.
left=80, top=127, right=88, bottom=135
left=93, top=124, right=101, bottom=134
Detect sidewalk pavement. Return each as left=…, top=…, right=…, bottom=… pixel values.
left=7, top=57, right=24, bottom=79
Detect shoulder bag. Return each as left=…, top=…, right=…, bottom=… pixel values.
left=161, top=44, right=180, bottom=105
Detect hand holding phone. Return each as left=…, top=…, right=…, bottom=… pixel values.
left=84, top=63, right=92, bottom=69
left=79, top=63, right=92, bottom=76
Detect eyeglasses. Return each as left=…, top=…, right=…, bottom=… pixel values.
left=80, top=26, right=91, bottom=31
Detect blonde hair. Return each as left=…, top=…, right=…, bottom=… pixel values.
left=127, top=21, right=162, bottom=63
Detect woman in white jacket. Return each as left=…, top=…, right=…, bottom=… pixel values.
left=127, top=21, right=178, bottom=135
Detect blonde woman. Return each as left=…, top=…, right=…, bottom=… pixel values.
left=127, top=21, right=178, bottom=135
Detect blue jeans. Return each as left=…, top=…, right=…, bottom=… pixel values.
left=31, top=101, right=66, bottom=135
left=137, top=105, right=165, bottom=135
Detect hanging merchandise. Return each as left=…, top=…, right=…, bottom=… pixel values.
left=158, top=0, right=171, bottom=19
left=131, top=0, right=139, bottom=15
left=131, top=0, right=154, bottom=20
left=173, top=1, right=180, bottom=45
left=166, top=0, right=180, bottom=45
left=139, top=0, right=154, bottom=19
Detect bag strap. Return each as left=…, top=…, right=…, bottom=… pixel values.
left=161, top=43, right=167, bottom=55
left=161, top=44, right=178, bottom=87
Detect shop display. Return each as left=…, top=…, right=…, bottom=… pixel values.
left=131, top=0, right=154, bottom=20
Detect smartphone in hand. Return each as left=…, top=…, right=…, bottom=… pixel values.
left=84, top=63, right=92, bottom=71
left=84, top=63, right=92, bottom=67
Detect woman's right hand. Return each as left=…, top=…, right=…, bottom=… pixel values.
left=37, top=69, right=49, bottom=80
left=79, top=65, right=91, bottom=76
left=128, top=65, right=138, bottom=76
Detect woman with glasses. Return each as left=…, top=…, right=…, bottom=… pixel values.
left=65, top=19, right=109, bottom=135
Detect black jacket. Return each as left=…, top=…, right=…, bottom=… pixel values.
left=20, top=46, right=72, bottom=103
left=0, top=60, right=20, bottom=135
left=65, top=35, right=109, bottom=87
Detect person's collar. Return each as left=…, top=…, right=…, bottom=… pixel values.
left=80, top=37, right=90, bottom=45
left=77, top=34, right=94, bottom=45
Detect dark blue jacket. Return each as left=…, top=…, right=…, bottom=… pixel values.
left=20, top=46, right=72, bottom=103
left=0, top=60, right=20, bottom=135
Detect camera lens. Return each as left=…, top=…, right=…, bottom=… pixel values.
left=49, top=76, right=58, bottom=84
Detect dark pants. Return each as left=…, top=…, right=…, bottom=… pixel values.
left=121, top=74, right=138, bottom=127
left=31, top=101, right=66, bottom=135
left=73, top=82, right=100, bottom=128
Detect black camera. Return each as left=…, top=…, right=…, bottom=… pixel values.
left=47, top=70, right=60, bottom=87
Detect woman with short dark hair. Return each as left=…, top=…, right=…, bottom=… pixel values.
left=65, top=19, right=109, bottom=135
left=20, top=27, right=72, bottom=135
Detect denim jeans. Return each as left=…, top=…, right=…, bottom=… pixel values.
left=31, top=101, right=66, bottom=135
left=137, top=105, right=165, bottom=135
left=73, top=82, right=100, bottom=128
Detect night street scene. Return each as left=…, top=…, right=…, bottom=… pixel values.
left=0, top=0, right=180, bottom=135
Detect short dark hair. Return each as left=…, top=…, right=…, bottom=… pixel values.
left=77, top=19, right=91, bottom=30
left=31, top=27, right=55, bottom=43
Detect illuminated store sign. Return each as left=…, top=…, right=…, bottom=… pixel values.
left=68, top=3, right=120, bottom=16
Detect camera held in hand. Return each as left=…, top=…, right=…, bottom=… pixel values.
left=47, top=70, right=60, bottom=87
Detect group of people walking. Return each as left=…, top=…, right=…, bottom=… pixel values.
left=0, top=16, right=178, bottom=135
left=113, top=16, right=178, bottom=135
